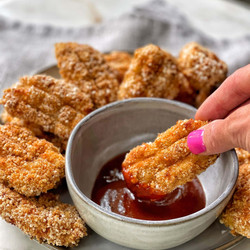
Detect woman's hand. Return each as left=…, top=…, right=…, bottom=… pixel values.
left=187, top=64, right=250, bottom=154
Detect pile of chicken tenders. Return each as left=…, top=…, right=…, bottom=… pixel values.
left=0, top=42, right=249, bottom=246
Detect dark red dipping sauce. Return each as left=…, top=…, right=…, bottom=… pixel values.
left=91, top=153, right=206, bottom=220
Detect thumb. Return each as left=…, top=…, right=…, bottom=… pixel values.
left=187, top=120, right=234, bottom=155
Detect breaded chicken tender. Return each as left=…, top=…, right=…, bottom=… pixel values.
left=0, top=124, right=65, bottom=196
left=1, top=109, right=67, bottom=152
left=104, top=51, right=132, bottom=82
left=0, top=184, right=87, bottom=247
left=1, top=75, right=90, bottom=140
left=118, top=44, right=188, bottom=100
left=178, top=42, right=227, bottom=107
left=236, top=148, right=250, bottom=166
left=17, top=74, right=93, bottom=115
left=55, top=42, right=119, bottom=108
left=122, top=119, right=218, bottom=200
left=220, top=164, right=250, bottom=238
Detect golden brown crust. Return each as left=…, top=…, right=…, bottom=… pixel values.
left=18, top=75, right=93, bottom=115
left=0, top=124, right=65, bottom=196
left=1, top=108, right=13, bottom=124
left=55, top=42, right=119, bottom=108
left=1, top=75, right=88, bottom=140
left=0, top=184, right=87, bottom=246
left=220, top=164, right=250, bottom=238
left=1, top=109, right=44, bottom=137
left=1, top=109, right=67, bottom=152
left=122, top=119, right=218, bottom=200
left=178, top=42, right=228, bottom=107
left=118, top=44, right=186, bottom=100
left=236, top=148, right=250, bottom=166
left=104, top=51, right=132, bottom=82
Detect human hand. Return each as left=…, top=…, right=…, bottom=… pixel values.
left=187, top=64, right=250, bottom=155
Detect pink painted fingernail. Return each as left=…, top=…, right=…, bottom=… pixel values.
left=187, top=129, right=206, bottom=154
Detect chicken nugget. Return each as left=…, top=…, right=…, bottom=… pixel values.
left=55, top=42, right=119, bottom=108
left=0, top=124, right=65, bottom=196
left=178, top=42, right=227, bottom=107
left=0, top=184, right=87, bottom=247
left=220, top=163, right=250, bottom=238
left=1, top=75, right=88, bottom=140
left=122, top=119, right=218, bottom=200
left=104, top=51, right=132, bottom=82
left=118, top=44, right=188, bottom=100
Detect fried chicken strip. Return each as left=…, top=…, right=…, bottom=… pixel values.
left=0, top=124, right=65, bottom=196
left=55, top=42, right=119, bottom=108
left=122, top=119, right=218, bottom=200
left=118, top=44, right=189, bottom=100
left=1, top=75, right=90, bottom=140
left=178, top=42, right=227, bottom=107
left=1, top=109, right=67, bottom=152
left=1, top=109, right=44, bottom=136
left=220, top=163, right=250, bottom=238
left=0, top=184, right=87, bottom=247
left=104, top=51, right=132, bottom=82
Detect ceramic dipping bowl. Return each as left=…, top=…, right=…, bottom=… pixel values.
left=66, top=98, right=238, bottom=250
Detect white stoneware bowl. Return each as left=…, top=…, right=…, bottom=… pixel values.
left=66, top=98, right=238, bottom=250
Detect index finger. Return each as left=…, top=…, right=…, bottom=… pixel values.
left=195, top=64, right=250, bottom=120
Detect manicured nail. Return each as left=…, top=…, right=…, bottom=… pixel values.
left=187, top=129, right=206, bottom=154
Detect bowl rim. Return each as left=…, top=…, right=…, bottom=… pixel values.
left=66, top=97, right=239, bottom=226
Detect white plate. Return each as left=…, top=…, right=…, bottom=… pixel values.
left=0, top=65, right=247, bottom=250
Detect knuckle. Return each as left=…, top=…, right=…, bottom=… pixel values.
left=204, top=121, right=223, bottom=153
left=226, top=113, right=250, bottom=150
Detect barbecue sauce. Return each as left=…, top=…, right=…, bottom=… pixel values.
left=91, top=153, right=205, bottom=220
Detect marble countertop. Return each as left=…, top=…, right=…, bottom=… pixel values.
left=0, top=0, right=250, bottom=38
left=0, top=0, right=249, bottom=249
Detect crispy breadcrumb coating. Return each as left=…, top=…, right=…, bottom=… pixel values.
left=0, top=124, right=65, bottom=196
left=55, top=42, right=119, bottom=108
left=178, top=42, right=227, bottom=107
left=236, top=148, right=250, bottom=166
left=0, top=184, right=87, bottom=247
left=18, top=75, right=93, bottom=115
left=118, top=44, right=188, bottom=100
left=220, top=164, right=250, bottom=238
left=1, top=110, right=67, bottom=152
left=1, top=109, right=44, bottom=137
left=1, top=75, right=89, bottom=140
left=122, top=119, right=218, bottom=200
left=104, top=51, right=132, bottom=82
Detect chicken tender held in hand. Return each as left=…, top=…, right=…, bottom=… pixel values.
left=0, top=184, right=87, bottom=247
left=122, top=119, right=218, bottom=200
left=220, top=163, right=250, bottom=238
left=0, top=124, right=65, bottom=196
left=118, top=44, right=188, bottom=100
left=104, top=51, right=132, bottom=82
left=178, top=42, right=227, bottom=107
left=55, top=42, right=119, bottom=108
